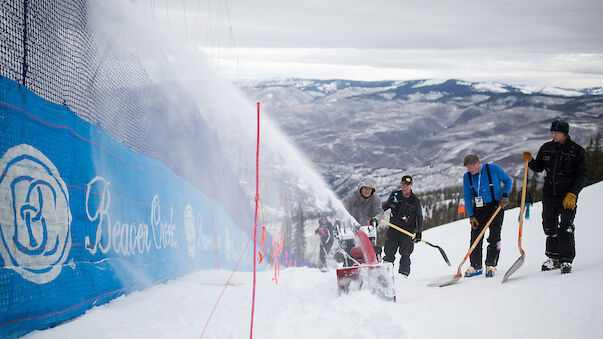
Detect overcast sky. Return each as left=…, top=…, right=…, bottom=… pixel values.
left=159, top=0, right=603, bottom=88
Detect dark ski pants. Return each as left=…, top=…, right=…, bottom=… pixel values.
left=542, top=194, right=576, bottom=263
left=318, top=238, right=333, bottom=267
left=383, top=228, right=414, bottom=275
left=470, top=203, right=504, bottom=268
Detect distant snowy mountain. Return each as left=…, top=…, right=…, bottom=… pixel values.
left=238, top=79, right=603, bottom=198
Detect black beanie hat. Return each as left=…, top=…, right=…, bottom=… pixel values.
left=550, top=119, right=569, bottom=134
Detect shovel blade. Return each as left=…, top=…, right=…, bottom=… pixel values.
left=502, top=255, right=525, bottom=283
left=428, top=274, right=462, bottom=287
left=424, top=241, right=451, bottom=266
left=436, top=245, right=451, bottom=266
left=336, top=264, right=396, bottom=301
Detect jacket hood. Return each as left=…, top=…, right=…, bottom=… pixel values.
left=358, top=176, right=377, bottom=191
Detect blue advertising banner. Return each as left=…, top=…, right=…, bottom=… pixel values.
left=0, top=76, right=258, bottom=338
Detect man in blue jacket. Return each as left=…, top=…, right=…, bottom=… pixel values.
left=462, top=154, right=512, bottom=278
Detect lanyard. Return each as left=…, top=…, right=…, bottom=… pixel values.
left=468, top=164, right=495, bottom=202
left=476, top=167, right=482, bottom=196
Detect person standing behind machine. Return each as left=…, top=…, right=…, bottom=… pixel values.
left=315, top=216, right=334, bottom=271
left=342, top=175, right=384, bottom=259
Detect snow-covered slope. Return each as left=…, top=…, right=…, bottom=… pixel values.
left=25, top=181, right=603, bottom=339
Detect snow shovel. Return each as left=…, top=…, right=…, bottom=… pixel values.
left=502, top=159, right=529, bottom=283
left=428, top=205, right=502, bottom=287
left=335, top=226, right=396, bottom=301
left=380, top=219, right=451, bottom=266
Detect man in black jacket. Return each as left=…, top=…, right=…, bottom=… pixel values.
left=382, top=175, right=423, bottom=276
left=523, top=119, right=587, bottom=274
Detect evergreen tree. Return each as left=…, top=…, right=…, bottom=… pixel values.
left=417, top=185, right=464, bottom=229
left=509, top=177, right=518, bottom=208
left=294, top=203, right=305, bottom=258
left=586, top=132, right=603, bottom=185
left=529, top=172, right=541, bottom=202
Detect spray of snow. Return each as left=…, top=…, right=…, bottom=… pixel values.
left=86, top=1, right=351, bottom=257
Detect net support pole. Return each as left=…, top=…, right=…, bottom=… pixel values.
left=21, top=0, right=29, bottom=85
left=250, top=102, right=260, bottom=338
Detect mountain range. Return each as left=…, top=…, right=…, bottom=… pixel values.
left=238, top=79, right=603, bottom=199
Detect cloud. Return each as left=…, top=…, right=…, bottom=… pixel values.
left=203, top=47, right=603, bottom=88
left=217, top=0, right=603, bottom=51
left=151, top=0, right=603, bottom=87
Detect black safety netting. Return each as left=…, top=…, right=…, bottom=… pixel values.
left=0, top=0, right=252, bottom=229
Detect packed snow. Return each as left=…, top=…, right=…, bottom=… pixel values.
left=411, top=79, right=447, bottom=88
left=517, top=85, right=586, bottom=97
left=472, top=82, right=509, bottom=93
left=26, top=181, right=603, bottom=339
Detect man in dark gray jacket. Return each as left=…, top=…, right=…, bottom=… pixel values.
left=342, top=175, right=384, bottom=258
left=342, top=176, right=383, bottom=226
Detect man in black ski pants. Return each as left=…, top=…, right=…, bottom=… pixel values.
left=523, top=119, right=587, bottom=274
left=382, top=175, right=423, bottom=276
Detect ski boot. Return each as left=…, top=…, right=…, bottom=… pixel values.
left=541, top=258, right=560, bottom=271
left=464, top=266, right=483, bottom=277
left=485, top=266, right=496, bottom=277
left=560, top=262, right=572, bottom=274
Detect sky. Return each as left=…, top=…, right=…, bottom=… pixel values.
left=153, top=0, right=603, bottom=89
left=9, top=3, right=603, bottom=338
left=25, top=181, right=603, bottom=338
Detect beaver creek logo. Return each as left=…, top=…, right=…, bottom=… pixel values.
left=0, top=144, right=72, bottom=284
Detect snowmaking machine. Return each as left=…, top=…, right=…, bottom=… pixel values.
left=333, top=219, right=396, bottom=301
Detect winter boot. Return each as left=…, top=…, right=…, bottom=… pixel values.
left=541, top=258, right=560, bottom=271
left=464, top=266, right=483, bottom=277
left=560, top=262, right=572, bottom=274
left=485, top=266, right=496, bottom=277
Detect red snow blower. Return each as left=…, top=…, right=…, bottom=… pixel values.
left=334, top=219, right=396, bottom=301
